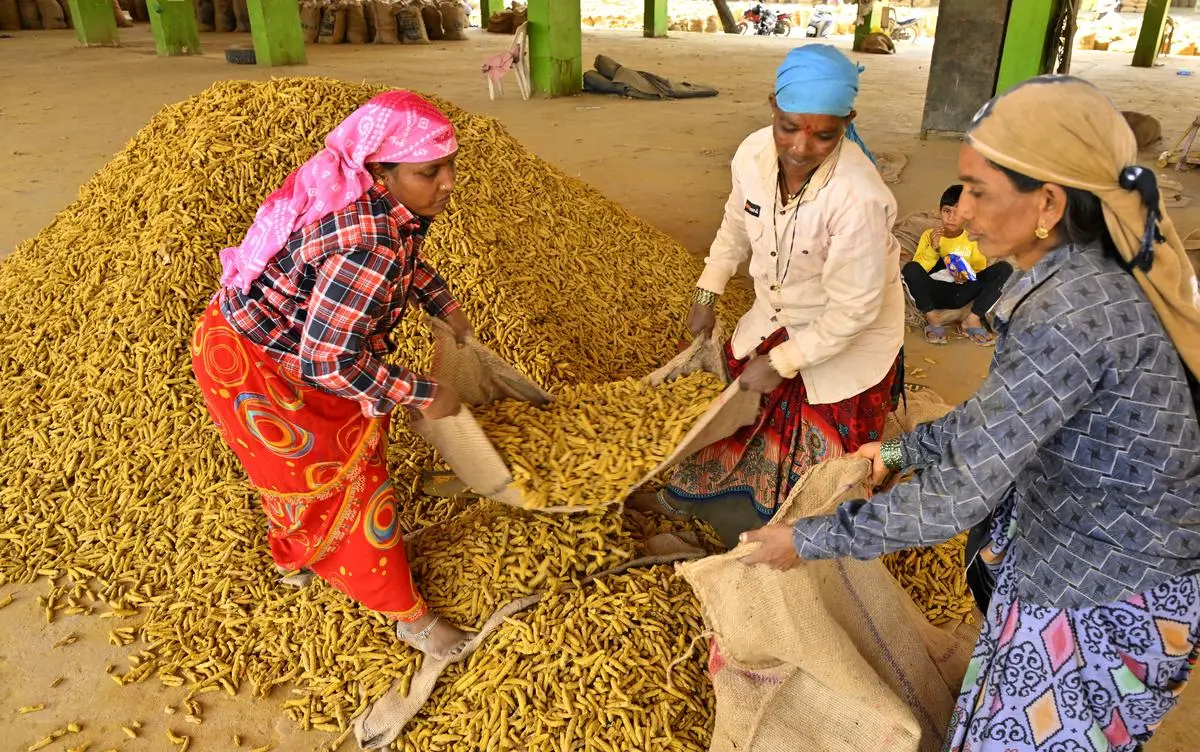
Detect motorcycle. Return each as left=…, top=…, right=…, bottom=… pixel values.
left=738, top=4, right=792, bottom=36
left=806, top=9, right=834, bottom=38
left=887, top=14, right=921, bottom=42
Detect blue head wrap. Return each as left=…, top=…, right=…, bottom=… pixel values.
left=774, top=45, right=876, bottom=165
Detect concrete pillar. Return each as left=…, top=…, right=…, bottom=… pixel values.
left=1132, top=0, right=1169, bottom=67
left=644, top=0, right=667, bottom=38
left=527, top=0, right=582, bottom=97
left=66, top=0, right=119, bottom=45
left=247, top=0, right=306, bottom=66
left=920, top=0, right=1009, bottom=138
left=147, top=0, right=202, bottom=56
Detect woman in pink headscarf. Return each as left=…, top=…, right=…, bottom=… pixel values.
left=190, top=91, right=473, bottom=660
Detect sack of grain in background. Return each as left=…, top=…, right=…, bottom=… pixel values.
left=132, top=0, right=148, bottom=22
left=420, top=0, right=443, bottom=39
left=54, top=0, right=71, bottom=27
left=16, top=0, right=38, bottom=27
left=439, top=0, right=466, bottom=39
left=111, top=0, right=132, bottom=27
left=299, top=0, right=320, bottom=41
left=196, top=0, right=215, bottom=31
left=362, top=0, right=376, bottom=41
left=233, top=0, right=250, bottom=32
left=513, top=1, right=526, bottom=27
left=486, top=7, right=512, bottom=33
left=371, top=0, right=398, bottom=41
left=35, top=0, right=65, bottom=28
left=395, top=2, right=428, bottom=43
left=0, top=0, right=21, bottom=29
left=213, top=0, right=236, bottom=31
left=318, top=4, right=348, bottom=43
left=345, top=0, right=368, bottom=42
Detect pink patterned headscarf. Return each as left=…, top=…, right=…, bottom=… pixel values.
left=219, top=90, right=458, bottom=294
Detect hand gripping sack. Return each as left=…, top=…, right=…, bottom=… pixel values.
left=678, top=456, right=979, bottom=752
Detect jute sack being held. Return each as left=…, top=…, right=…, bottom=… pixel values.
left=414, top=321, right=758, bottom=514
left=678, top=457, right=978, bottom=752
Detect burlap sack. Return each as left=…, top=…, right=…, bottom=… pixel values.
left=486, top=7, right=511, bottom=33
left=16, top=0, right=38, bottom=27
left=362, top=0, right=375, bottom=40
left=212, top=0, right=235, bottom=31
left=679, top=457, right=978, bottom=752
left=426, top=316, right=552, bottom=408
left=420, top=1, right=442, bottom=39
left=395, top=1, right=427, bottom=43
left=35, top=0, right=65, bottom=27
left=419, top=316, right=747, bottom=513
left=345, top=0, right=368, bottom=42
left=299, top=1, right=321, bottom=41
left=644, top=325, right=728, bottom=387
left=438, top=0, right=464, bottom=39
left=196, top=0, right=215, bottom=31
left=318, top=5, right=347, bottom=43
left=55, top=0, right=71, bottom=26
left=885, top=387, right=953, bottom=442
left=369, top=0, right=395, bottom=41
left=233, top=0, right=250, bottom=31
left=352, top=547, right=706, bottom=751
left=0, top=0, right=21, bottom=29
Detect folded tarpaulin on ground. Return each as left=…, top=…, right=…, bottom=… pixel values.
left=583, top=54, right=718, bottom=100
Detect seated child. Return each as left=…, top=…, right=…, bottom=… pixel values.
left=902, top=184, right=1013, bottom=346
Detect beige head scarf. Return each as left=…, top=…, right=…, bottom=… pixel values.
left=967, top=76, right=1200, bottom=380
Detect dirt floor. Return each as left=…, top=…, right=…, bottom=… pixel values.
left=3, top=24, right=1200, bottom=752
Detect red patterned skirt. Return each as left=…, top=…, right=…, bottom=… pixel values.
left=667, top=328, right=901, bottom=519
left=190, top=301, right=427, bottom=623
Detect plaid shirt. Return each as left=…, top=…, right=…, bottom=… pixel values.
left=219, top=185, right=459, bottom=417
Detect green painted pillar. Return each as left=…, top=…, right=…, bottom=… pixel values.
left=247, top=0, right=306, bottom=66
left=853, top=2, right=886, bottom=52
left=527, top=0, right=582, bottom=97
left=480, top=0, right=504, bottom=23
left=644, top=0, right=667, bottom=38
left=67, top=0, right=119, bottom=45
left=147, top=0, right=201, bottom=55
left=995, top=0, right=1056, bottom=95
left=1132, top=0, right=1169, bottom=68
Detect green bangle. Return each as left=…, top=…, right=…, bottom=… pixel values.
left=880, top=438, right=904, bottom=472
left=693, top=288, right=717, bottom=307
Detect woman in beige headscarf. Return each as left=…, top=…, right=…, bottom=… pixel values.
left=740, top=76, right=1200, bottom=750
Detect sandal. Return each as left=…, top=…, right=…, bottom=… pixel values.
left=960, top=325, right=996, bottom=347
left=396, top=615, right=473, bottom=662
left=923, top=324, right=948, bottom=345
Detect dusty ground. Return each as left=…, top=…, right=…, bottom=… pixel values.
left=2, top=23, right=1200, bottom=752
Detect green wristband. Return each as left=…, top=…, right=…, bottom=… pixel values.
left=880, top=438, right=904, bottom=472
left=693, top=288, right=717, bottom=307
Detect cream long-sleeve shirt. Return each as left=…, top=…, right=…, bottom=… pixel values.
left=697, top=127, right=904, bottom=405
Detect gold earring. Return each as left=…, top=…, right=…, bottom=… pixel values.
left=1034, top=224, right=1050, bottom=240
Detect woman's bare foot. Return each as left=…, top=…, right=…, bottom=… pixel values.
left=626, top=490, right=691, bottom=521
left=396, top=612, right=472, bottom=661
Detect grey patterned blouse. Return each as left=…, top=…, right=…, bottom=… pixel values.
left=791, top=243, right=1200, bottom=609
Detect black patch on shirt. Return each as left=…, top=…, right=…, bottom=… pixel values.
left=744, top=200, right=762, bottom=218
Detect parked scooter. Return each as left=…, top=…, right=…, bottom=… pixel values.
left=806, top=8, right=834, bottom=38
left=887, top=14, right=921, bottom=42
left=738, top=3, right=792, bottom=36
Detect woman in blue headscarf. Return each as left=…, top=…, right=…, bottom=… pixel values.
left=630, top=45, right=905, bottom=535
